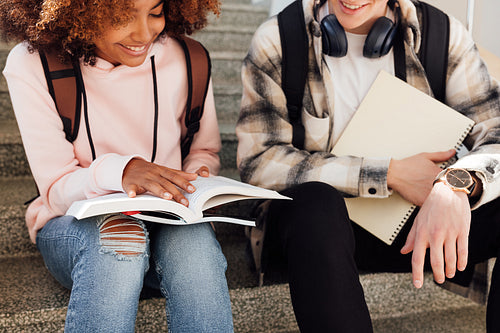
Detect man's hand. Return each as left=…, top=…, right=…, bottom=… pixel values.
left=387, top=149, right=456, bottom=206
left=122, top=158, right=198, bottom=206
left=400, top=182, right=471, bottom=288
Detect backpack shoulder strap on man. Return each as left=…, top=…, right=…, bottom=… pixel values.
left=416, top=1, right=450, bottom=103
left=278, top=0, right=450, bottom=149
left=39, top=36, right=211, bottom=160
left=176, top=36, right=212, bottom=160
left=277, top=0, right=308, bottom=150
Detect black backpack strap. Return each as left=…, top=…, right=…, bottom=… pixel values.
left=392, top=4, right=407, bottom=82
left=417, top=1, right=450, bottom=103
left=39, top=51, right=82, bottom=142
left=278, top=0, right=308, bottom=150
left=176, top=36, right=211, bottom=160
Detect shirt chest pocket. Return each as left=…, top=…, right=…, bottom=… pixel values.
left=301, top=109, right=330, bottom=152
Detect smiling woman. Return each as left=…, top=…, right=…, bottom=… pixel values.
left=0, top=0, right=233, bottom=331
left=93, top=0, right=167, bottom=67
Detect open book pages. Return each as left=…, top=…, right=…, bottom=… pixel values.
left=331, top=70, right=475, bottom=245
left=66, top=175, right=290, bottom=227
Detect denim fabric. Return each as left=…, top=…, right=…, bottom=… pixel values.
left=36, top=215, right=233, bottom=333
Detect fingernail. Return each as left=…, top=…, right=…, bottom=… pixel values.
left=187, top=185, right=195, bottom=192
left=181, top=199, right=189, bottom=206
left=163, top=192, right=172, bottom=199
left=414, top=280, right=422, bottom=288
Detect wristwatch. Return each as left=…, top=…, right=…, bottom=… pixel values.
left=433, top=168, right=476, bottom=196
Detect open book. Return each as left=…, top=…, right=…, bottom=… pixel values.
left=331, top=71, right=475, bottom=245
left=66, top=175, right=290, bottom=227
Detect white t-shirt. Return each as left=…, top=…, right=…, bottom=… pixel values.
left=319, top=4, right=395, bottom=144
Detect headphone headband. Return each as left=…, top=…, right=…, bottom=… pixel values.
left=319, top=1, right=400, bottom=58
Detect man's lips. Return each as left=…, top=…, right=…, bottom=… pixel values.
left=341, top=1, right=366, bottom=10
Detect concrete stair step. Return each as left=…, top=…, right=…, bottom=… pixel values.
left=214, top=84, right=243, bottom=125
left=0, top=254, right=485, bottom=332
left=211, top=51, right=246, bottom=87
left=0, top=176, right=38, bottom=257
left=193, top=25, right=256, bottom=53
left=0, top=120, right=31, bottom=177
left=208, top=3, right=269, bottom=28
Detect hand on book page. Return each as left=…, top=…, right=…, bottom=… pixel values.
left=387, top=149, right=456, bottom=206
left=122, top=158, right=199, bottom=207
left=401, top=182, right=471, bottom=289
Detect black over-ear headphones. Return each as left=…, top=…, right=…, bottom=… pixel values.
left=320, top=1, right=399, bottom=58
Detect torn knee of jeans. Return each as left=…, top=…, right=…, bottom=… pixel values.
left=98, top=215, right=147, bottom=257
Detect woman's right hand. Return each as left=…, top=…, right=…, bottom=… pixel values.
left=122, top=158, right=198, bottom=206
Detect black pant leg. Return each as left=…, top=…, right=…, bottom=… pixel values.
left=462, top=197, right=500, bottom=332
left=264, top=182, right=373, bottom=333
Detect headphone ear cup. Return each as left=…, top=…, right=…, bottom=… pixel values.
left=320, top=14, right=348, bottom=57
left=363, top=16, right=397, bottom=58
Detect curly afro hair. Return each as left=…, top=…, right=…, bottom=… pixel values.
left=0, top=0, right=220, bottom=64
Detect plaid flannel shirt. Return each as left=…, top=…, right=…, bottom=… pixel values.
left=236, top=0, right=500, bottom=303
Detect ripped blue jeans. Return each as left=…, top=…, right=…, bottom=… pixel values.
left=36, top=214, right=233, bottom=333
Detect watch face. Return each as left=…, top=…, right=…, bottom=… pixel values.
left=445, top=169, right=473, bottom=189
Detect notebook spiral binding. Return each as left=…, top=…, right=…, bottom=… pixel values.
left=454, top=123, right=474, bottom=155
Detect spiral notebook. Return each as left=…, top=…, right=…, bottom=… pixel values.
left=332, top=71, right=475, bottom=245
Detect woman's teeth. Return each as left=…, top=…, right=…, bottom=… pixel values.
left=124, top=45, right=146, bottom=52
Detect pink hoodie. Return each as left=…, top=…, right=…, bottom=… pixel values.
left=3, top=37, right=221, bottom=243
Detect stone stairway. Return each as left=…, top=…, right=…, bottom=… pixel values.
left=0, top=0, right=494, bottom=332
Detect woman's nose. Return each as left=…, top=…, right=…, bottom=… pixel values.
left=131, top=18, right=152, bottom=43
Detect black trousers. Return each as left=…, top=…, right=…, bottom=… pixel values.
left=263, top=181, right=500, bottom=333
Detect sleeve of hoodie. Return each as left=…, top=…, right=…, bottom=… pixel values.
left=444, top=17, right=500, bottom=208
left=236, top=18, right=391, bottom=197
left=3, top=43, right=142, bottom=217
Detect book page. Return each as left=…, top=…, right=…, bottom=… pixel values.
left=132, top=212, right=256, bottom=227
left=184, top=176, right=289, bottom=212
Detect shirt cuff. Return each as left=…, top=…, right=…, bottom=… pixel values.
left=358, top=157, right=392, bottom=198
